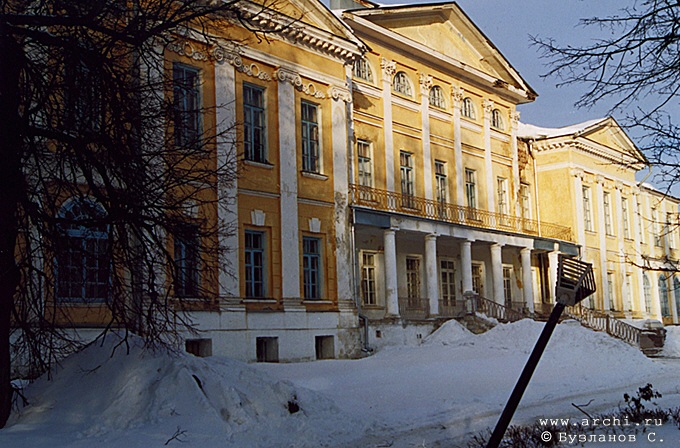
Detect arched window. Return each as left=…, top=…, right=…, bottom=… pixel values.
left=491, top=108, right=504, bottom=130
left=643, top=274, right=652, bottom=314
left=659, top=275, right=671, bottom=317
left=56, top=198, right=110, bottom=303
left=461, top=97, right=475, bottom=119
left=392, top=71, right=412, bottom=97
left=429, top=86, right=446, bottom=109
left=352, top=58, right=373, bottom=83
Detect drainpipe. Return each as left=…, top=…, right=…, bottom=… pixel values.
left=528, top=139, right=542, bottom=237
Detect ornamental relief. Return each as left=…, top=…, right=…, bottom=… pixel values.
left=275, top=68, right=326, bottom=99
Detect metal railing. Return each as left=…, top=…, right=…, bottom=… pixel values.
left=438, top=300, right=467, bottom=318
left=565, top=306, right=642, bottom=347
left=398, top=297, right=429, bottom=320
left=349, top=184, right=574, bottom=242
left=472, top=295, right=527, bottom=323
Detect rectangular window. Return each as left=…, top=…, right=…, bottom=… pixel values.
left=439, top=259, right=456, bottom=306
left=357, top=140, right=374, bottom=201
left=301, top=101, right=320, bottom=173
left=652, top=207, right=661, bottom=246
left=503, top=266, right=513, bottom=307
left=624, top=274, right=633, bottom=312
left=400, top=151, right=415, bottom=208
left=243, top=83, right=266, bottom=163
left=361, top=252, right=377, bottom=305
left=406, top=257, right=420, bottom=300
left=520, top=184, right=531, bottom=220
left=603, top=192, right=613, bottom=235
left=607, top=272, right=616, bottom=310
left=435, top=160, right=447, bottom=218
left=471, top=263, right=483, bottom=296
left=667, top=212, right=674, bottom=249
left=465, top=169, right=477, bottom=209
left=66, top=58, right=103, bottom=132
left=303, top=237, right=322, bottom=300
left=622, top=197, right=630, bottom=239
left=245, top=230, right=265, bottom=298
left=582, top=186, right=593, bottom=231
left=174, top=225, right=200, bottom=297
left=497, top=177, right=509, bottom=224
left=173, top=63, right=201, bottom=147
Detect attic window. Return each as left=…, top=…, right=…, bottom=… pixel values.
left=491, top=108, right=504, bottom=130
left=462, top=97, right=476, bottom=119
left=392, top=71, right=412, bottom=97
left=429, top=86, right=446, bottom=109
left=353, top=58, right=373, bottom=83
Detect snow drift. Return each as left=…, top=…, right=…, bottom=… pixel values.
left=3, top=334, right=368, bottom=448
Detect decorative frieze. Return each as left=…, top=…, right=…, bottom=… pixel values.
left=275, top=68, right=326, bottom=99
left=328, top=86, right=351, bottom=103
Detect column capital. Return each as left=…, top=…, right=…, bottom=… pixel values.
left=381, top=57, right=397, bottom=78
left=483, top=99, right=494, bottom=116
left=419, top=73, right=433, bottom=96
left=425, top=233, right=438, bottom=241
left=570, top=167, right=585, bottom=179
left=520, top=247, right=532, bottom=255
left=451, top=86, right=465, bottom=104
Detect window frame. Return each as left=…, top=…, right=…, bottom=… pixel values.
left=428, top=85, right=446, bottom=109
left=392, top=71, right=413, bottom=97
left=243, top=82, right=267, bottom=163
left=301, top=100, right=321, bottom=173
left=55, top=198, right=110, bottom=303
left=461, top=97, right=476, bottom=119
left=353, top=58, right=374, bottom=83
left=465, top=168, right=477, bottom=210
left=400, top=151, right=415, bottom=208
left=622, top=197, right=630, bottom=239
left=302, top=236, right=323, bottom=300
left=582, top=186, right=593, bottom=232
left=172, top=63, right=202, bottom=148
left=603, top=192, right=613, bottom=235
left=360, top=251, right=377, bottom=306
left=244, top=230, right=266, bottom=298
left=491, top=108, right=504, bottom=130
left=174, top=223, right=201, bottom=298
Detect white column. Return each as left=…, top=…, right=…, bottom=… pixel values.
left=461, top=239, right=473, bottom=293
left=633, top=192, right=646, bottom=314
left=595, top=176, right=610, bottom=310
left=215, top=59, right=239, bottom=298
left=277, top=69, right=300, bottom=299
left=384, top=228, right=399, bottom=316
left=510, top=111, right=520, bottom=216
left=521, top=248, right=534, bottom=313
left=331, top=86, right=353, bottom=303
left=452, top=87, right=465, bottom=206
left=425, top=234, right=439, bottom=316
left=381, top=58, right=396, bottom=192
left=483, top=99, right=495, bottom=213
left=548, top=244, right=560, bottom=304
left=420, top=74, right=433, bottom=200
left=490, top=243, right=504, bottom=305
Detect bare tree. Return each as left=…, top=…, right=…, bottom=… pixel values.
left=0, top=0, right=289, bottom=428
left=532, top=0, right=680, bottom=189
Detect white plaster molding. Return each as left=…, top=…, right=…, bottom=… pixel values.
left=451, top=86, right=465, bottom=104
left=419, top=73, right=433, bottom=95
left=308, top=217, right=321, bottom=233
left=328, top=85, right=351, bottom=103
left=381, top=58, right=397, bottom=79
left=251, top=209, right=266, bottom=226
left=275, top=68, right=325, bottom=99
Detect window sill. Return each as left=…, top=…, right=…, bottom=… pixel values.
left=243, top=298, right=278, bottom=304
left=244, top=159, right=274, bottom=169
left=301, top=171, right=328, bottom=181
left=303, top=299, right=332, bottom=304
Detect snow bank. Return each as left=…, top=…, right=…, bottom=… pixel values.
left=3, top=334, right=368, bottom=448
left=662, top=326, right=680, bottom=357
left=423, top=319, right=472, bottom=345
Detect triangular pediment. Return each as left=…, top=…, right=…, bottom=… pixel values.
left=270, top=0, right=360, bottom=42
left=577, top=117, right=647, bottom=164
left=347, top=3, right=535, bottom=97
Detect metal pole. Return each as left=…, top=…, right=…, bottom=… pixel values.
left=486, top=302, right=565, bottom=448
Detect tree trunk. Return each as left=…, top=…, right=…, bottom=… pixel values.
left=0, top=23, right=24, bottom=429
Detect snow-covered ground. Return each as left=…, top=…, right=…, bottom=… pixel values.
left=3, top=319, right=680, bottom=447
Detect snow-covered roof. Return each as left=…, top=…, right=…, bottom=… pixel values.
left=517, top=118, right=606, bottom=140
